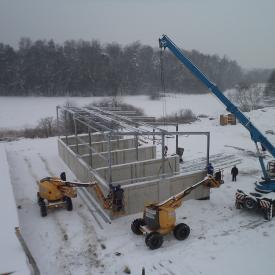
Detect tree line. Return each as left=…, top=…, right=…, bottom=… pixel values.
left=265, top=69, right=275, bottom=96
left=0, top=37, right=272, bottom=96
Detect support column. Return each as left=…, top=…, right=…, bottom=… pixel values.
left=135, top=134, right=139, bottom=161
left=176, top=124, right=178, bottom=153
left=161, top=132, right=165, bottom=175
left=73, top=116, right=78, bottom=154
left=206, top=132, right=210, bottom=167
left=107, top=133, right=112, bottom=184
left=88, top=130, right=92, bottom=167
left=56, top=106, right=60, bottom=138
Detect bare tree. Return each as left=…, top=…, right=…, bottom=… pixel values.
left=229, top=83, right=263, bottom=112
left=38, top=116, right=56, bottom=137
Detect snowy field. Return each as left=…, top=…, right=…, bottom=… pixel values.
left=1, top=94, right=275, bottom=275
left=0, top=94, right=226, bottom=129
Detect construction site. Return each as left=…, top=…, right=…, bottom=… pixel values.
left=1, top=35, right=275, bottom=275
left=56, top=103, right=213, bottom=219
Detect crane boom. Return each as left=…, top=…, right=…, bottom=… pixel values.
left=159, top=35, right=275, bottom=191
left=159, top=35, right=275, bottom=157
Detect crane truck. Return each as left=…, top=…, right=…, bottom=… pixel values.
left=158, top=35, right=275, bottom=220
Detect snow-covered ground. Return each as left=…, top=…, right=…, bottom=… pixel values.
left=1, top=94, right=275, bottom=275
left=0, top=144, right=30, bottom=274
left=0, top=94, right=225, bottom=129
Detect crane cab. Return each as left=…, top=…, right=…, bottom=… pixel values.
left=267, top=160, right=275, bottom=177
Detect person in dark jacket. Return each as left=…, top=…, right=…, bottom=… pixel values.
left=207, top=163, right=214, bottom=175
left=231, top=165, right=238, bottom=181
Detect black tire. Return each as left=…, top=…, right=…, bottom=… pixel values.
left=65, top=197, right=73, bottom=211
left=263, top=209, right=271, bottom=221
left=235, top=200, right=242, bottom=209
left=263, top=205, right=273, bottom=221
left=40, top=200, right=47, bottom=217
left=173, top=223, right=190, bottom=240
left=244, top=197, right=257, bottom=210
left=131, top=218, right=146, bottom=235
left=145, top=232, right=163, bottom=250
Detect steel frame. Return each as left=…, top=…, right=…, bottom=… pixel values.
left=56, top=105, right=210, bottom=185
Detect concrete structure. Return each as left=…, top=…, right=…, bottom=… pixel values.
left=96, top=156, right=178, bottom=183
left=58, top=133, right=210, bottom=218
left=69, top=138, right=136, bottom=155
left=81, top=146, right=156, bottom=168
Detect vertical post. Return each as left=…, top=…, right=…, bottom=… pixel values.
left=107, top=132, right=112, bottom=184
left=56, top=106, right=60, bottom=138
left=206, top=132, right=210, bottom=168
left=153, top=128, right=155, bottom=145
left=89, top=130, right=92, bottom=167
left=135, top=134, right=139, bottom=161
left=161, top=132, right=165, bottom=175
left=65, top=110, right=68, bottom=145
left=74, top=116, right=78, bottom=154
left=176, top=124, right=179, bottom=153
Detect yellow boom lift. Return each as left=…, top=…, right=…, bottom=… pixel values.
left=131, top=173, right=222, bottom=249
left=37, top=172, right=122, bottom=217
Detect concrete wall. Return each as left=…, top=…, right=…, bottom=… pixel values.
left=81, top=145, right=156, bottom=168
left=58, top=137, right=210, bottom=218
left=95, top=156, right=179, bottom=183
left=60, top=133, right=121, bottom=146
left=123, top=171, right=209, bottom=215
left=69, top=138, right=136, bottom=155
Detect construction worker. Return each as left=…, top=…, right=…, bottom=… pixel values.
left=112, top=185, right=124, bottom=211
left=164, top=145, right=168, bottom=157
left=207, top=163, right=214, bottom=175
left=231, top=165, right=238, bottom=182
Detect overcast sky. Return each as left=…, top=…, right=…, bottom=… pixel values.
left=0, top=0, right=274, bottom=69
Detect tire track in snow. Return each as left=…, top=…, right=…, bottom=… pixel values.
left=23, top=156, right=40, bottom=183
left=37, top=153, right=54, bottom=176
left=37, top=152, right=103, bottom=274
left=23, top=154, right=73, bottom=274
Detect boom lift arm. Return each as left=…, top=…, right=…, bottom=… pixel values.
left=38, top=174, right=124, bottom=217
left=156, top=175, right=220, bottom=208
left=159, top=35, right=275, bottom=192
left=131, top=175, right=221, bottom=249
left=46, top=179, right=119, bottom=210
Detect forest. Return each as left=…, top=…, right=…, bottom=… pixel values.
left=0, top=38, right=272, bottom=96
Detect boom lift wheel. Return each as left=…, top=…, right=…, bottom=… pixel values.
left=131, top=219, right=146, bottom=235
left=235, top=200, right=242, bottom=209
left=173, top=223, right=190, bottom=240
left=244, top=197, right=257, bottom=209
left=64, top=196, right=73, bottom=211
left=145, top=232, right=163, bottom=250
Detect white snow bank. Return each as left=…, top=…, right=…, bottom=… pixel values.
left=0, top=144, right=30, bottom=274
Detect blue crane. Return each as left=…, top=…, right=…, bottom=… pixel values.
left=159, top=34, right=275, bottom=193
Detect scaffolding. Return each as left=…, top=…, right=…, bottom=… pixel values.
left=56, top=105, right=210, bottom=186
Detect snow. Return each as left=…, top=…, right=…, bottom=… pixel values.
left=0, top=144, right=30, bottom=274
left=1, top=94, right=275, bottom=275
left=0, top=94, right=226, bottom=129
